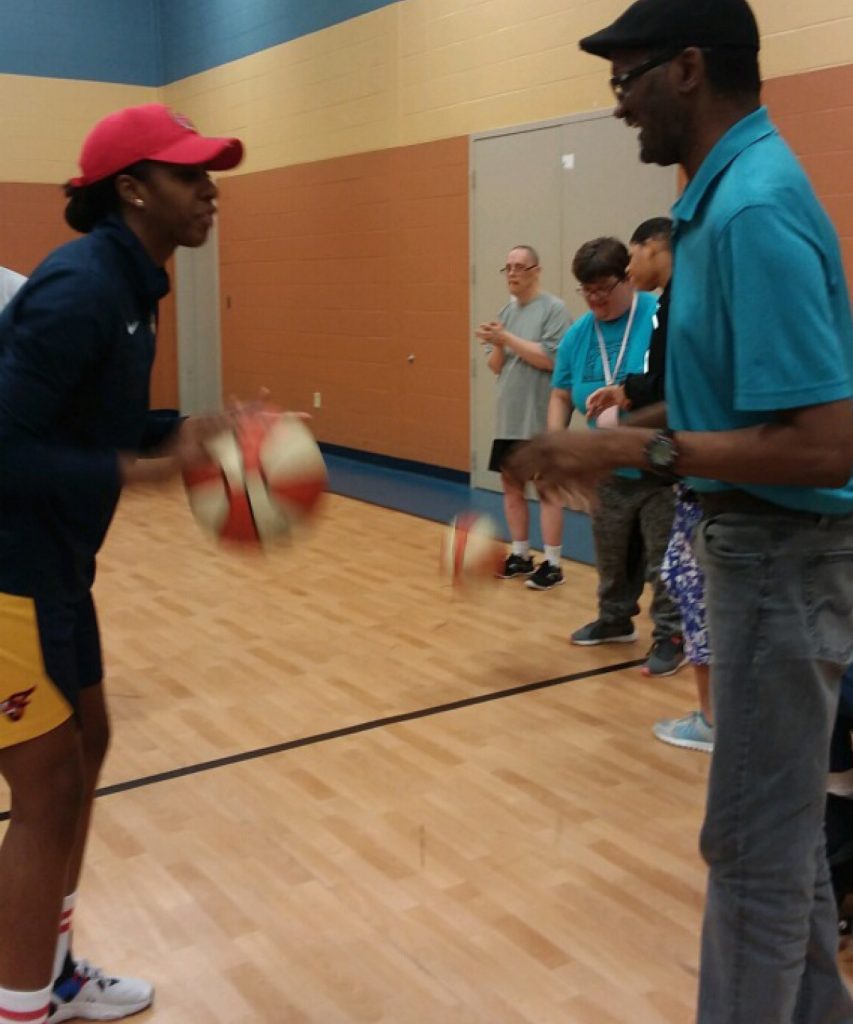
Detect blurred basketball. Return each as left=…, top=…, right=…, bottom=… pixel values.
left=440, top=512, right=504, bottom=584
left=183, top=409, right=327, bottom=546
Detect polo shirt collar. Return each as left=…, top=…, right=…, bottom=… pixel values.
left=673, top=106, right=776, bottom=226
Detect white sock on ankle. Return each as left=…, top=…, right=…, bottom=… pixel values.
left=52, top=891, right=77, bottom=984
left=0, top=983, right=51, bottom=1024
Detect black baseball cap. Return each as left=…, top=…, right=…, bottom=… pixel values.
left=579, top=0, right=760, bottom=59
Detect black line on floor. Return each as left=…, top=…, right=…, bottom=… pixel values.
left=0, top=657, right=644, bottom=822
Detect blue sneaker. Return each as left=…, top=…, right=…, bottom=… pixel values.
left=652, top=710, right=714, bottom=753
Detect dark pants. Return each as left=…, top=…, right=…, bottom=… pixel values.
left=591, top=475, right=681, bottom=642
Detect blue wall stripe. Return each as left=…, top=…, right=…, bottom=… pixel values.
left=0, top=0, right=399, bottom=87
left=325, top=454, right=596, bottom=567
left=158, top=0, right=400, bottom=85
left=0, top=0, right=159, bottom=86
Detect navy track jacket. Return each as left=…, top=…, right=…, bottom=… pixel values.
left=0, top=214, right=180, bottom=599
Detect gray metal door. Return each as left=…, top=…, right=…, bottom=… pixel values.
left=470, top=125, right=563, bottom=490
left=470, top=111, right=677, bottom=492
left=175, top=219, right=223, bottom=415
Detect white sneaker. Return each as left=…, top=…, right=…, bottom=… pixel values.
left=49, top=960, right=153, bottom=1022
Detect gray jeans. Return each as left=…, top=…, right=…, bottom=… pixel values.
left=591, top=475, right=681, bottom=641
left=695, top=510, right=853, bottom=1024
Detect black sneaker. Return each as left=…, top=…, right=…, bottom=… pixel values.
left=570, top=618, right=637, bottom=646
left=496, top=554, right=535, bottom=579
left=525, top=562, right=565, bottom=590
left=642, top=635, right=688, bottom=677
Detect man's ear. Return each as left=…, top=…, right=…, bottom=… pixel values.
left=673, top=46, right=705, bottom=96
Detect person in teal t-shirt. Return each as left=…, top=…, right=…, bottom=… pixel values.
left=549, top=236, right=682, bottom=670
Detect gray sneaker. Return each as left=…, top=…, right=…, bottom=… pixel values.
left=642, top=635, right=688, bottom=677
left=570, top=618, right=637, bottom=646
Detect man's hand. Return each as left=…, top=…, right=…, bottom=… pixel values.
left=475, top=320, right=505, bottom=346
left=504, top=430, right=623, bottom=510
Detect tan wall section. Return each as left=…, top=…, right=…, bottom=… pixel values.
left=217, top=135, right=469, bottom=469
left=0, top=75, right=154, bottom=185
left=162, top=0, right=853, bottom=178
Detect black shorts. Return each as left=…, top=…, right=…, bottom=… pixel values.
left=0, top=590, right=102, bottom=748
left=488, top=438, right=525, bottom=474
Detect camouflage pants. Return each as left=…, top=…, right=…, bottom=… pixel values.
left=591, top=475, right=681, bottom=642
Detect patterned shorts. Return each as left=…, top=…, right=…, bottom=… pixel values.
left=660, top=488, right=710, bottom=666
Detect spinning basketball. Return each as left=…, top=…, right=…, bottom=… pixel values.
left=440, top=512, right=504, bottom=585
left=183, top=410, right=327, bottom=546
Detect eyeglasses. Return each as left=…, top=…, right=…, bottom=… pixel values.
left=500, top=263, right=538, bottom=275
left=609, top=49, right=681, bottom=101
left=576, top=278, right=625, bottom=301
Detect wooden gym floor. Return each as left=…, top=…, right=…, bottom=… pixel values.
left=1, top=480, right=851, bottom=1022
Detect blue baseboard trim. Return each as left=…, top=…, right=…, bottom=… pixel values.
left=322, top=449, right=596, bottom=567
left=319, top=442, right=469, bottom=485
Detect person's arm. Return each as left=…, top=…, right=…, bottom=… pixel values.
left=622, top=368, right=665, bottom=410
left=0, top=266, right=123, bottom=497
left=622, top=283, right=669, bottom=411
left=476, top=320, right=506, bottom=375
left=623, top=401, right=667, bottom=429
left=478, top=320, right=554, bottom=370
left=509, top=398, right=853, bottom=490
left=486, top=342, right=505, bottom=375
left=547, top=388, right=574, bottom=431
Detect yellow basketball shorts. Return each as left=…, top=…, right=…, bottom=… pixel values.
left=0, top=590, right=103, bottom=749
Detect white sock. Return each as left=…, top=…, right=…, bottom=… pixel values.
left=52, top=891, right=77, bottom=984
left=0, top=983, right=51, bottom=1024
left=544, top=545, right=562, bottom=567
left=511, top=540, right=530, bottom=557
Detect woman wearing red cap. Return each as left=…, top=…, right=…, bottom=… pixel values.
left=0, top=104, right=243, bottom=1024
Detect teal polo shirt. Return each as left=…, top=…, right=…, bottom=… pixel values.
left=666, top=106, right=853, bottom=515
left=552, top=291, right=657, bottom=478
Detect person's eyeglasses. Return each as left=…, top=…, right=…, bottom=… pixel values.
left=576, top=277, right=624, bottom=301
left=609, top=49, right=680, bottom=101
left=500, top=263, right=538, bottom=275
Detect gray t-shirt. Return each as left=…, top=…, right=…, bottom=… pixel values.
left=487, top=292, right=570, bottom=439
left=0, top=267, right=25, bottom=311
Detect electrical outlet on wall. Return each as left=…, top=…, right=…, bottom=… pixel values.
left=313, top=392, right=322, bottom=408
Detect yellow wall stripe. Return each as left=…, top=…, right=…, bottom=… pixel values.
left=0, top=75, right=154, bottom=183
left=0, top=0, right=850, bottom=184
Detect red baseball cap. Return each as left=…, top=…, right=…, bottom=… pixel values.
left=69, top=103, right=244, bottom=187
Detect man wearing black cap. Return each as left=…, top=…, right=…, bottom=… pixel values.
left=507, top=1, right=853, bottom=1020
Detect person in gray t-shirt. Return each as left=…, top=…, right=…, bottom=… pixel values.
left=476, top=245, right=570, bottom=590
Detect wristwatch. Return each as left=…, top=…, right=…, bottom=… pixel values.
left=644, top=428, right=681, bottom=480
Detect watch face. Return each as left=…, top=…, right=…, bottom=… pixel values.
left=649, top=439, right=673, bottom=467
left=647, top=433, right=677, bottom=474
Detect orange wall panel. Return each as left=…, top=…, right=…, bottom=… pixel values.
left=0, top=182, right=179, bottom=410
left=217, top=135, right=470, bottom=470
left=765, top=64, right=853, bottom=290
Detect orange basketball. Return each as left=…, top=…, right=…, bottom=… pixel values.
left=183, top=409, right=327, bottom=546
left=439, top=512, right=504, bottom=584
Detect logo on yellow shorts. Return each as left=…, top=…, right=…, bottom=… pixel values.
left=0, top=686, right=35, bottom=722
